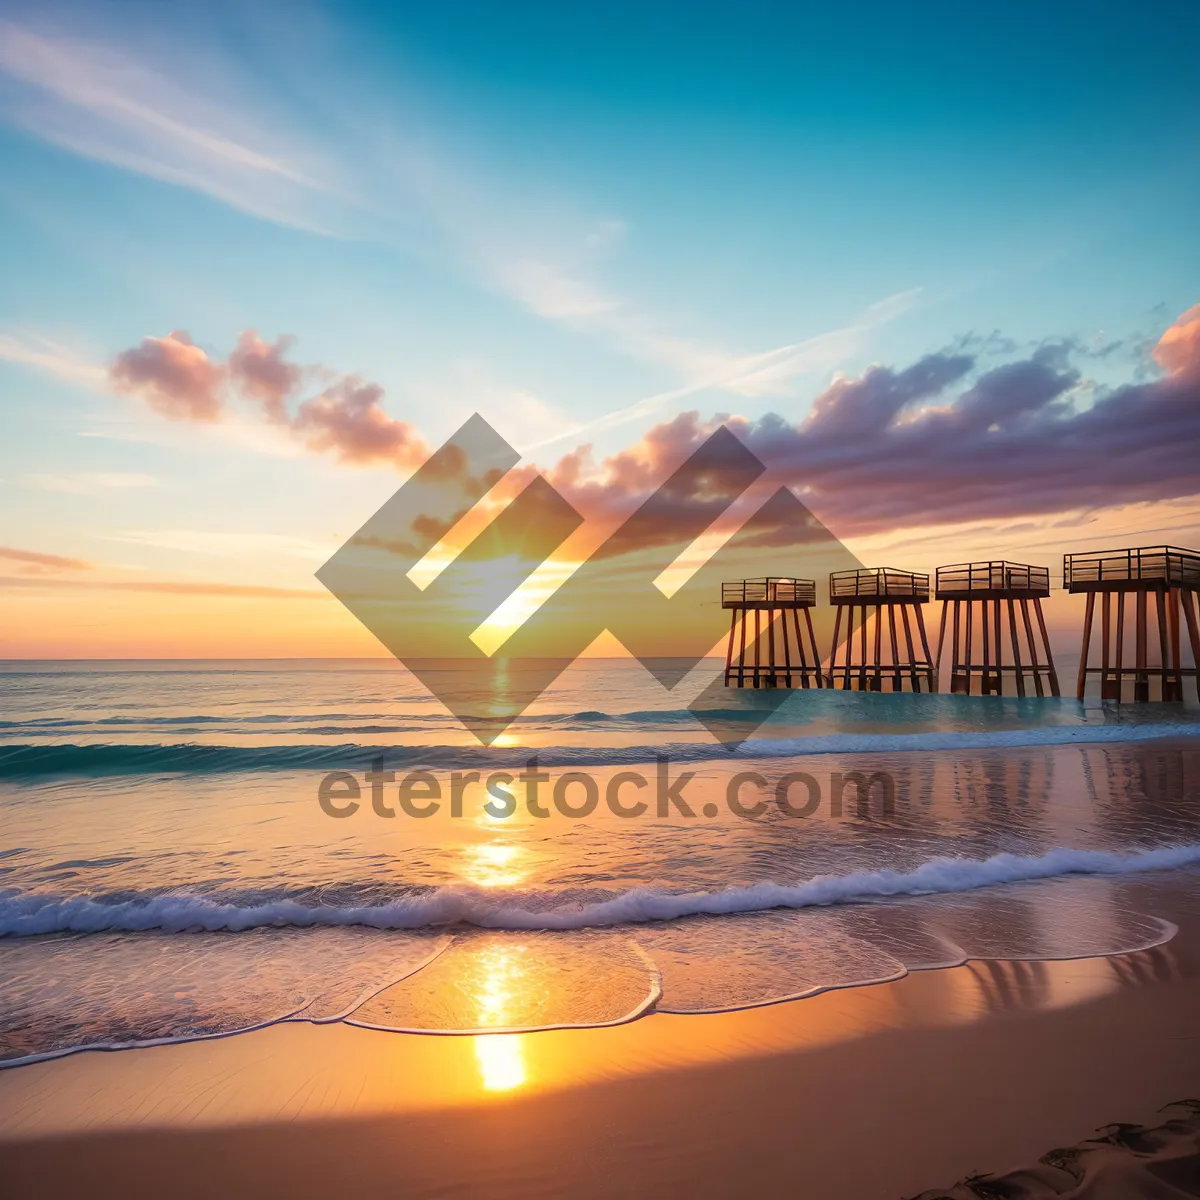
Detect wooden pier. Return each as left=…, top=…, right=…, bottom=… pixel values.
left=827, top=568, right=936, bottom=692
left=1066, top=546, right=1200, bottom=702
left=935, top=561, right=1060, bottom=697
left=721, top=577, right=824, bottom=688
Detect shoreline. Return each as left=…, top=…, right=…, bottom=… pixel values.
left=4, top=898, right=1200, bottom=1199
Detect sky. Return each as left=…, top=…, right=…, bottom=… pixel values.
left=0, top=0, right=1198, bottom=658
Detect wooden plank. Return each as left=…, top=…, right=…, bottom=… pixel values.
left=1114, top=590, right=1125, bottom=701
left=802, top=607, right=822, bottom=688
left=888, top=604, right=901, bottom=691
left=900, top=603, right=919, bottom=691
left=1077, top=591, right=1095, bottom=700
left=1182, top=588, right=1200, bottom=703
left=1136, top=590, right=1148, bottom=700
left=914, top=602, right=935, bottom=693
left=935, top=600, right=949, bottom=692
left=738, top=606, right=748, bottom=688
left=1155, top=587, right=1170, bottom=701
left=829, top=604, right=843, bottom=691
left=753, top=608, right=762, bottom=689
left=1101, top=590, right=1113, bottom=699
left=1007, top=598, right=1026, bottom=697
left=767, top=606, right=777, bottom=688
left=724, top=608, right=737, bottom=685
left=992, top=597, right=1003, bottom=695
left=981, top=596, right=992, bottom=694
left=964, top=599, right=974, bottom=694
left=1032, top=599, right=1059, bottom=697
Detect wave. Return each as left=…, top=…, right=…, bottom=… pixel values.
left=2, top=720, right=1199, bottom=778
left=3, top=843, right=1199, bottom=937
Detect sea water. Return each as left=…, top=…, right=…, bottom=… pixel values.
left=2, top=658, right=1199, bottom=1063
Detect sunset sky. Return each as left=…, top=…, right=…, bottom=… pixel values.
left=1, top=0, right=1198, bottom=658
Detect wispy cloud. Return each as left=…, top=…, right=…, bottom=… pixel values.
left=0, top=14, right=908, bottom=394
left=0, top=330, right=108, bottom=388
left=104, top=529, right=334, bottom=561
left=522, top=289, right=923, bottom=451
left=0, top=17, right=349, bottom=233
left=0, top=575, right=323, bottom=598
left=25, top=472, right=159, bottom=494
left=0, top=545, right=91, bottom=570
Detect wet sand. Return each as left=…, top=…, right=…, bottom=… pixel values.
left=4, top=885, right=1200, bottom=1200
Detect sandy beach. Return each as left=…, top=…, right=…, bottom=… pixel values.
left=4, top=881, right=1200, bottom=1200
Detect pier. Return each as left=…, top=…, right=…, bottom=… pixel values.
left=935, top=561, right=1059, bottom=697
left=827, top=568, right=936, bottom=692
left=717, top=544, right=1198, bottom=702
left=1066, top=546, right=1200, bottom=702
left=721, top=577, right=824, bottom=688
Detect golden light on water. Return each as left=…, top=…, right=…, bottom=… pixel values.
left=473, top=1034, right=528, bottom=1092
left=469, top=941, right=532, bottom=1089
left=472, top=941, right=526, bottom=1027
left=460, top=842, right=530, bottom=888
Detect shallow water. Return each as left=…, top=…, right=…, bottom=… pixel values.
left=1, top=658, right=1199, bottom=1064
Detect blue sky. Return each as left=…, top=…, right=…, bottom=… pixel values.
left=0, top=0, right=1198, bottom=655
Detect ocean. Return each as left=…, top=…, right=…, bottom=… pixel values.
left=2, top=658, right=1200, bottom=1065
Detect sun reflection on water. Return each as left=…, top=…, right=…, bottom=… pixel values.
left=459, top=842, right=531, bottom=888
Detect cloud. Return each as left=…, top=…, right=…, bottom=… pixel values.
left=0, top=331, right=108, bottom=389
left=227, top=331, right=302, bottom=423
left=1153, top=304, right=1200, bottom=376
left=110, top=331, right=226, bottom=421
left=108, top=306, right=1200, bottom=551
left=541, top=307, right=1200, bottom=540
left=521, top=290, right=924, bottom=453
left=105, top=530, right=332, bottom=561
left=0, top=18, right=342, bottom=232
left=0, top=576, right=322, bottom=598
left=0, top=546, right=91, bottom=570
left=26, top=472, right=159, bottom=494
left=0, top=16, right=909, bottom=392
left=288, top=378, right=427, bottom=467
left=109, top=328, right=429, bottom=468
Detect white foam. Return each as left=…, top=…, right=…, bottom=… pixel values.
left=3, top=843, right=1199, bottom=936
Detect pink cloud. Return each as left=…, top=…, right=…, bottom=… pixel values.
left=228, top=331, right=302, bottom=422
left=1153, top=304, right=1200, bottom=376
left=110, top=329, right=427, bottom=468
left=108, top=304, right=1200, bottom=545
left=110, top=331, right=225, bottom=421
left=290, top=378, right=428, bottom=467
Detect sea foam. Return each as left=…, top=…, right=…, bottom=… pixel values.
left=3, top=843, right=1199, bottom=937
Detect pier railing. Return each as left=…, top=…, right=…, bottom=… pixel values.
left=829, top=568, right=929, bottom=602
left=722, top=577, right=817, bottom=607
left=935, top=561, right=1050, bottom=598
left=1063, top=546, right=1200, bottom=591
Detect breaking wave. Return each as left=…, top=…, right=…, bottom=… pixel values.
left=4, top=843, right=1199, bottom=937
